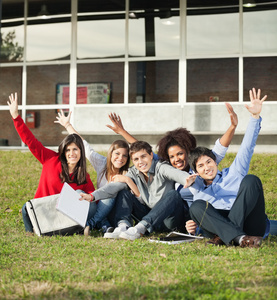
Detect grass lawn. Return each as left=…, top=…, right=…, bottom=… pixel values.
left=0, top=150, right=276, bottom=299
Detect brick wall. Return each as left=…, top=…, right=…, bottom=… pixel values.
left=77, top=63, right=124, bottom=104
left=1, top=57, right=277, bottom=146
left=187, top=58, right=239, bottom=102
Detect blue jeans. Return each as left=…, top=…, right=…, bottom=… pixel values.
left=269, top=220, right=277, bottom=236
left=86, top=198, right=115, bottom=229
left=22, top=202, right=33, bottom=232
left=111, top=189, right=187, bottom=233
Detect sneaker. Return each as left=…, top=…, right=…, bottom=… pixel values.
left=100, top=226, right=114, bottom=234
left=119, top=227, right=142, bottom=241
left=240, top=235, right=263, bottom=248
left=84, top=226, right=91, bottom=236
left=104, top=227, right=124, bottom=239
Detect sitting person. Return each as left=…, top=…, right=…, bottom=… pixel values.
left=8, top=93, right=95, bottom=234
left=55, top=110, right=139, bottom=235
left=89, top=141, right=192, bottom=240
left=186, top=88, right=268, bottom=247
left=108, top=109, right=277, bottom=237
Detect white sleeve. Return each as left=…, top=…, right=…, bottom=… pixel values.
left=83, top=140, right=107, bottom=176
left=212, top=138, right=228, bottom=165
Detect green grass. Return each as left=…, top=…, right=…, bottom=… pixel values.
left=0, top=150, right=277, bottom=299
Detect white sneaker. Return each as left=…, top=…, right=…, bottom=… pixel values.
left=101, top=226, right=114, bottom=234
left=104, top=226, right=124, bottom=239
left=119, top=227, right=142, bottom=241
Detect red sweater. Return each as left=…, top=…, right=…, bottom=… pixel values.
left=13, top=116, right=95, bottom=198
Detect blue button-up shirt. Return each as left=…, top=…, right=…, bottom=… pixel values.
left=189, top=116, right=261, bottom=210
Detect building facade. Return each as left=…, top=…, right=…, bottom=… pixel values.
left=0, top=0, right=277, bottom=152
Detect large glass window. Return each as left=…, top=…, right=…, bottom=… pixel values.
left=26, top=1, right=71, bottom=62
left=0, top=1, right=24, bottom=63
left=77, top=0, right=125, bottom=59
left=77, top=63, right=124, bottom=104
left=187, top=58, right=238, bottom=103
left=26, top=65, right=70, bottom=105
left=244, top=57, right=277, bottom=101
left=129, top=1, right=180, bottom=57
left=129, top=60, right=178, bottom=103
left=243, top=3, right=277, bottom=54
left=0, top=111, right=20, bottom=146
left=187, top=6, right=239, bottom=55
left=77, top=19, right=125, bottom=59
left=0, top=67, right=22, bottom=105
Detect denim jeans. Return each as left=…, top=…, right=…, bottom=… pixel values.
left=111, top=189, right=187, bottom=233
left=86, top=198, right=115, bottom=229
left=269, top=220, right=277, bottom=236
left=22, top=202, right=33, bottom=232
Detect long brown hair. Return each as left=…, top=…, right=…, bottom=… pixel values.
left=101, top=140, right=130, bottom=182
left=59, top=133, right=87, bottom=185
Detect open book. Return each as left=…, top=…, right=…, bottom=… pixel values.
left=56, top=183, right=89, bottom=228
left=149, top=231, right=203, bottom=245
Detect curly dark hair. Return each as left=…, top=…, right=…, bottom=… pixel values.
left=157, top=127, right=197, bottom=163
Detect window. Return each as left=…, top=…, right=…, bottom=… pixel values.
left=187, top=58, right=238, bottom=103
left=129, top=60, right=178, bottom=103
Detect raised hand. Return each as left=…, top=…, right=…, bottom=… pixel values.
left=54, top=110, right=72, bottom=128
left=245, top=88, right=267, bottom=119
left=106, top=112, right=137, bottom=144
left=225, top=102, right=238, bottom=128
left=7, top=93, right=19, bottom=119
left=106, top=112, right=125, bottom=134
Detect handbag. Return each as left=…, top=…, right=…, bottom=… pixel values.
left=26, top=194, right=83, bottom=236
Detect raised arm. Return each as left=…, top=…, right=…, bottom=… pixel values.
left=231, top=88, right=267, bottom=176
left=106, top=112, right=137, bottom=144
left=54, top=110, right=83, bottom=139
left=8, top=93, right=55, bottom=163
left=218, top=103, right=238, bottom=147
left=7, top=92, right=19, bottom=119
left=245, top=88, right=267, bottom=119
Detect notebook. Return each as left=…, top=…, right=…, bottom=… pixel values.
left=56, top=182, right=89, bottom=228
left=149, top=231, right=204, bottom=245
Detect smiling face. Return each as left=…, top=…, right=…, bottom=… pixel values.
left=195, top=155, right=218, bottom=185
left=131, top=149, right=153, bottom=176
left=111, top=147, right=129, bottom=170
left=65, top=142, right=81, bottom=169
left=168, top=145, right=188, bottom=171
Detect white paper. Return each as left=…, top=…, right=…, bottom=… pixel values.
left=149, top=231, right=204, bottom=245
left=56, top=183, right=89, bottom=228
